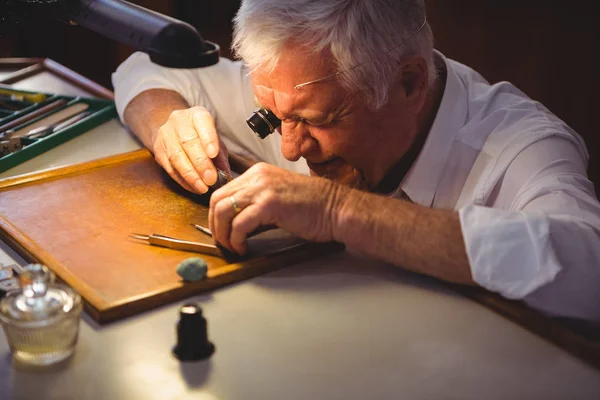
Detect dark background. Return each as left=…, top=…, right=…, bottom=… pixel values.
left=1, top=0, right=598, bottom=187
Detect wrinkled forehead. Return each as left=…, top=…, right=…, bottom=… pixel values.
left=250, top=42, right=343, bottom=109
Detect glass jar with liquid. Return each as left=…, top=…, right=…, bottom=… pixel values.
left=0, top=264, right=82, bottom=365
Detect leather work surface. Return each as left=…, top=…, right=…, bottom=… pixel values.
left=0, top=149, right=342, bottom=323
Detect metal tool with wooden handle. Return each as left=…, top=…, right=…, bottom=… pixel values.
left=129, top=233, right=223, bottom=257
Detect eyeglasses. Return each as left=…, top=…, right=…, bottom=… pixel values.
left=245, top=18, right=427, bottom=139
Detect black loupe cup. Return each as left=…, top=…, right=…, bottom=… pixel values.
left=246, top=108, right=281, bottom=139
left=172, top=303, right=215, bottom=361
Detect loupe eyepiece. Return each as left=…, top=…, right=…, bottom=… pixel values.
left=246, top=108, right=281, bottom=139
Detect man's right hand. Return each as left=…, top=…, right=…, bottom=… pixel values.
left=123, top=89, right=231, bottom=194
left=153, top=106, right=230, bottom=194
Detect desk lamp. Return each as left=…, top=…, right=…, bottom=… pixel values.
left=0, top=0, right=220, bottom=68
left=0, top=0, right=284, bottom=138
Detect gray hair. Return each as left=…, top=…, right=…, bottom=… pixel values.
left=232, top=0, right=435, bottom=110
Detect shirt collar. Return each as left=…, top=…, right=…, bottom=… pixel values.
left=398, top=52, right=469, bottom=207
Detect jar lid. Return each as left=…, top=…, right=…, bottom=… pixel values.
left=0, top=264, right=80, bottom=327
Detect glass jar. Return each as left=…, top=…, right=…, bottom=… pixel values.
left=0, top=264, right=82, bottom=366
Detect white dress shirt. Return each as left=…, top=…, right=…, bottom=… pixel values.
left=113, top=51, right=600, bottom=322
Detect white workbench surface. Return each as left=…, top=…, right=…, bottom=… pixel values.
left=0, top=71, right=598, bottom=400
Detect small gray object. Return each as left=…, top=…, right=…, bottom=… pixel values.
left=0, top=269, right=13, bottom=280
left=176, top=257, right=208, bottom=282
left=0, top=278, right=19, bottom=294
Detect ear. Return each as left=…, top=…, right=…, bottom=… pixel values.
left=398, top=55, right=429, bottom=111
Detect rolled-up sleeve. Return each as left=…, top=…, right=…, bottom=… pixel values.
left=459, top=137, right=600, bottom=322
left=111, top=52, right=308, bottom=173
left=113, top=52, right=217, bottom=123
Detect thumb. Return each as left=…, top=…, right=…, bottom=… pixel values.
left=212, top=137, right=231, bottom=175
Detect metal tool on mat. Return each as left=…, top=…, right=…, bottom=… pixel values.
left=0, top=110, right=92, bottom=157
left=0, top=264, right=23, bottom=299
left=0, top=133, right=23, bottom=157
left=191, top=223, right=214, bottom=237
left=0, top=99, right=68, bottom=134
left=129, top=233, right=222, bottom=257
left=8, top=102, right=89, bottom=138
left=24, top=111, right=92, bottom=139
left=191, top=223, right=277, bottom=238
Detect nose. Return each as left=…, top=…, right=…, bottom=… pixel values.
left=279, top=121, right=318, bottom=161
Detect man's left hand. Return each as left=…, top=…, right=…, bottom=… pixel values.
left=208, top=162, right=344, bottom=255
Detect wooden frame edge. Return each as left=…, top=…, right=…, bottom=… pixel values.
left=96, top=242, right=345, bottom=324
left=0, top=149, right=150, bottom=190
left=0, top=58, right=114, bottom=100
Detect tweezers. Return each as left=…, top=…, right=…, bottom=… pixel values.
left=129, top=233, right=222, bottom=257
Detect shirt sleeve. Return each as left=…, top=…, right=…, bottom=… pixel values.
left=459, top=137, right=600, bottom=322
left=111, top=52, right=308, bottom=174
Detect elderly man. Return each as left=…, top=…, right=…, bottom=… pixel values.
left=112, top=0, right=600, bottom=322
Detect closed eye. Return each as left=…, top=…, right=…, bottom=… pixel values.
left=308, top=120, right=334, bottom=127
left=284, top=117, right=330, bottom=127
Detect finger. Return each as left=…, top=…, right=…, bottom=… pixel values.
left=208, top=196, right=215, bottom=235
left=170, top=168, right=197, bottom=193
left=212, top=190, right=250, bottom=252
left=188, top=108, right=221, bottom=185
left=158, top=160, right=196, bottom=193
left=212, top=195, right=236, bottom=251
left=153, top=138, right=198, bottom=193
left=210, top=178, right=240, bottom=209
left=173, top=120, right=218, bottom=188
left=208, top=181, right=229, bottom=234
left=159, top=127, right=210, bottom=194
left=210, top=167, right=258, bottom=202
left=208, top=167, right=261, bottom=233
left=212, top=138, right=231, bottom=174
left=230, top=203, right=266, bottom=255
left=167, top=144, right=210, bottom=194
left=191, top=108, right=220, bottom=159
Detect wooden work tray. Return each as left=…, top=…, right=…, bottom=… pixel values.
left=0, top=149, right=341, bottom=323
